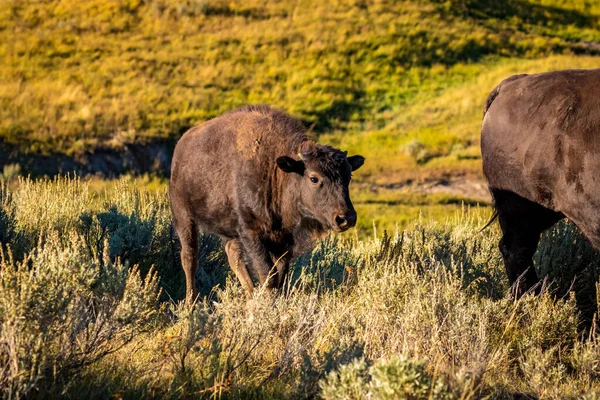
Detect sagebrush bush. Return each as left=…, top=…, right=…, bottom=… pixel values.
left=0, top=183, right=15, bottom=246
left=0, top=231, right=162, bottom=398
left=1, top=177, right=600, bottom=399
left=8, top=176, right=92, bottom=242
left=80, top=206, right=153, bottom=265
left=321, top=355, right=454, bottom=400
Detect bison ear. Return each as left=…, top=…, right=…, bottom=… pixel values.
left=347, top=155, right=365, bottom=171
left=276, top=156, right=305, bottom=175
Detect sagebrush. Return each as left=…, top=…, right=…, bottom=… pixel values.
left=1, top=177, right=600, bottom=399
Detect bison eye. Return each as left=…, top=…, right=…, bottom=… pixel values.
left=309, top=176, right=319, bottom=184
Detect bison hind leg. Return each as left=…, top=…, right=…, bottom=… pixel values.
left=492, top=189, right=564, bottom=297
left=225, top=239, right=255, bottom=296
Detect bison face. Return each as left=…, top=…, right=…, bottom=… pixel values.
left=277, top=143, right=364, bottom=232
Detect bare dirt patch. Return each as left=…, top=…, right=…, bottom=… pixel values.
left=363, top=178, right=492, bottom=204
left=417, top=178, right=491, bottom=202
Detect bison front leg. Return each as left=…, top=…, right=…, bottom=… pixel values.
left=239, top=232, right=279, bottom=290
left=225, top=239, right=255, bottom=296
left=271, top=252, right=292, bottom=290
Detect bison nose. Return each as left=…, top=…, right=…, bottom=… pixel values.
left=345, top=211, right=357, bottom=228
left=335, top=215, right=349, bottom=229
left=335, top=211, right=356, bottom=231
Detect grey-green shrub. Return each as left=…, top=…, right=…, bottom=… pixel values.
left=321, top=356, right=454, bottom=400
left=0, top=183, right=15, bottom=246
left=320, top=358, right=370, bottom=400
left=0, top=232, right=161, bottom=398
left=80, top=206, right=153, bottom=265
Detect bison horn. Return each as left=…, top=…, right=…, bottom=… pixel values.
left=343, top=151, right=348, bottom=157
left=297, top=152, right=304, bottom=160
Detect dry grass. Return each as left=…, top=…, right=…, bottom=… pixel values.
left=1, top=177, right=600, bottom=398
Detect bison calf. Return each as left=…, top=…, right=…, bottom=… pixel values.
left=170, top=105, right=364, bottom=301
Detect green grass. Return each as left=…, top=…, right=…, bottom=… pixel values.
left=2, top=177, right=600, bottom=399
left=324, top=55, right=600, bottom=183
left=2, top=0, right=600, bottom=183
left=349, top=187, right=492, bottom=237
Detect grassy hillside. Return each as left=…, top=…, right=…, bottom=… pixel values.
left=328, top=55, right=600, bottom=184
left=2, top=177, right=600, bottom=398
left=2, top=0, right=600, bottom=183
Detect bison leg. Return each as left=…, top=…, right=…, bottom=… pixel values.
left=239, top=232, right=279, bottom=289
left=493, top=189, right=563, bottom=296
left=271, top=252, right=292, bottom=290
left=225, top=239, right=255, bottom=295
left=173, top=216, right=198, bottom=303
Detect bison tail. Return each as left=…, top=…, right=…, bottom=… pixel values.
left=478, top=210, right=498, bottom=232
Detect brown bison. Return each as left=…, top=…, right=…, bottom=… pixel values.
left=481, top=69, right=600, bottom=295
left=170, top=105, right=364, bottom=301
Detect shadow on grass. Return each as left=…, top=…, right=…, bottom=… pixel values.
left=434, top=0, right=596, bottom=29
left=0, top=138, right=176, bottom=179
left=301, top=88, right=366, bottom=134
left=165, top=230, right=229, bottom=302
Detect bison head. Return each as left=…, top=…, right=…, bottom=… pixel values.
left=276, top=142, right=364, bottom=232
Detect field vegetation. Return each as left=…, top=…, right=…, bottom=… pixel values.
left=2, top=177, right=600, bottom=399
left=3, top=1, right=600, bottom=398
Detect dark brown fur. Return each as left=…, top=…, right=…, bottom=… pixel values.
left=170, top=105, right=364, bottom=301
left=481, top=69, right=600, bottom=295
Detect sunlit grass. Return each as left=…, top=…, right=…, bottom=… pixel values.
left=2, top=1, right=599, bottom=187
left=323, top=54, right=600, bottom=183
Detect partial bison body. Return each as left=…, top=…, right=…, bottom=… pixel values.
left=482, top=69, right=600, bottom=295
left=170, top=105, right=364, bottom=301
